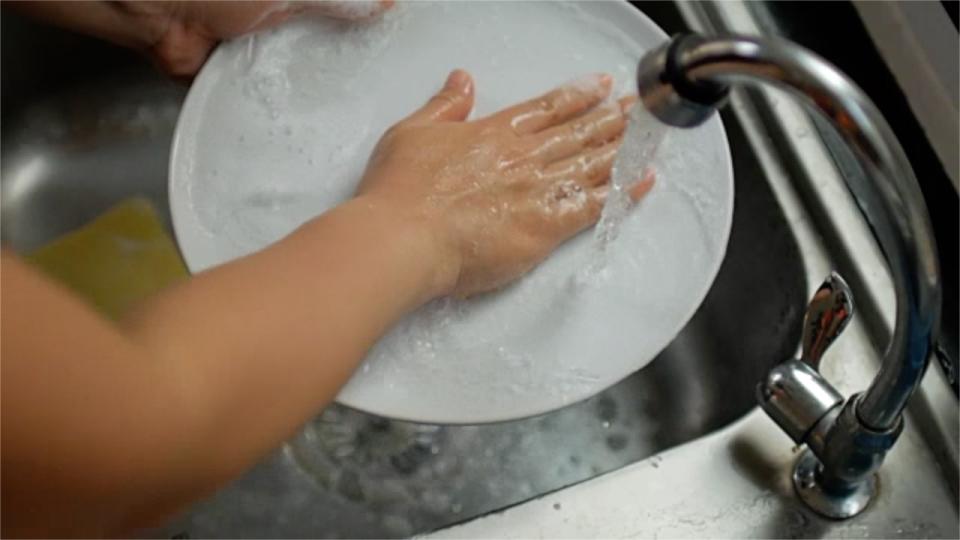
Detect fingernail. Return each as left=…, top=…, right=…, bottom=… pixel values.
left=621, top=95, right=638, bottom=113
left=445, top=69, right=472, bottom=93
left=598, top=73, right=613, bottom=89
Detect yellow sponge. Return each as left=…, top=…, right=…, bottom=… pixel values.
left=27, top=198, right=189, bottom=320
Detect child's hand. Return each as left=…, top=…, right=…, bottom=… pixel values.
left=358, top=70, right=654, bottom=298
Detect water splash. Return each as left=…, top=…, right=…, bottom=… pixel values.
left=586, top=103, right=670, bottom=276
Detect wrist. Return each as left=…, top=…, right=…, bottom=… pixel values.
left=344, top=195, right=461, bottom=304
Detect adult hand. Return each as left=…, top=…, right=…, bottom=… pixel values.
left=9, top=1, right=393, bottom=77
left=123, top=0, right=394, bottom=76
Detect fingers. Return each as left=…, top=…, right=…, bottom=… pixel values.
left=293, top=0, right=394, bottom=21
left=541, top=139, right=620, bottom=187
left=551, top=168, right=656, bottom=237
left=241, top=2, right=300, bottom=33
left=531, top=96, right=634, bottom=164
left=551, top=185, right=607, bottom=236
left=188, top=1, right=395, bottom=39
left=487, top=73, right=613, bottom=135
left=628, top=170, right=656, bottom=201
left=405, top=69, right=475, bottom=123
left=150, top=24, right=217, bottom=79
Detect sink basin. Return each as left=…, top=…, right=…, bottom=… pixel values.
left=1, top=5, right=807, bottom=537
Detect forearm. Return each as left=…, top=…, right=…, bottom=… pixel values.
left=124, top=196, right=443, bottom=475
left=1, top=197, right=445, bottom=535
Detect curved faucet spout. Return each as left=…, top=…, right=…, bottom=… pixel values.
left=636, top=33, right=941, bottom=518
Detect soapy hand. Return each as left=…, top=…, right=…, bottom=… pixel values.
left=9, top=1, right=393, bottom=78
left=358, top=70, right=654, bottom=298
left=119, top=1, right=394, bottom=76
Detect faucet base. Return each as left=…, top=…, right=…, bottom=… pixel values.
left=793, top=448, right=877, bottom=519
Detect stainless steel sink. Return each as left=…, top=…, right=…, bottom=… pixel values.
left=1, top=7, right=807, bottom=538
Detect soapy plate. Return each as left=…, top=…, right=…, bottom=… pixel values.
left=169, top=1, right=733, bottom=423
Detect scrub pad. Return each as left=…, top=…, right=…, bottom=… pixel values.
left=27, top=198, right=188, bottom=320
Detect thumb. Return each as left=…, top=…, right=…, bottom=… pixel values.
left=406, top=69, right=475, bottom=123
left=149, top=21, right=217, bottom=79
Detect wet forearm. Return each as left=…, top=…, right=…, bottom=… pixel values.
left=122, top=195, right=443, bottom=487
left=1, top=196, right=444, bottom=535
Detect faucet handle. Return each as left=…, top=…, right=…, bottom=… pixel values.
left=757, top=272, right=852, bottom=445
left=801, top=272, right=854, bottom=371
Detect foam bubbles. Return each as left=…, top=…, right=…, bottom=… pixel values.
left=178, top=2, right=732, bottom=421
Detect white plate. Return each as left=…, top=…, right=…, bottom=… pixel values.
left=169, top=1, right=733, bottom=424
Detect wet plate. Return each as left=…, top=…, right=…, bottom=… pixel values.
left=169, top=1, right=733, bottom=423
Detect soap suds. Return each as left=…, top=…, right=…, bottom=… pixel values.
left=177, top=1, right=732, bottom=421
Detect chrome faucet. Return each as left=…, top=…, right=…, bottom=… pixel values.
left=636, top=34, right=942, bottom=518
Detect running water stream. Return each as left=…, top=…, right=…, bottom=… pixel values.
left=587, top=103, right=671, bottom=276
